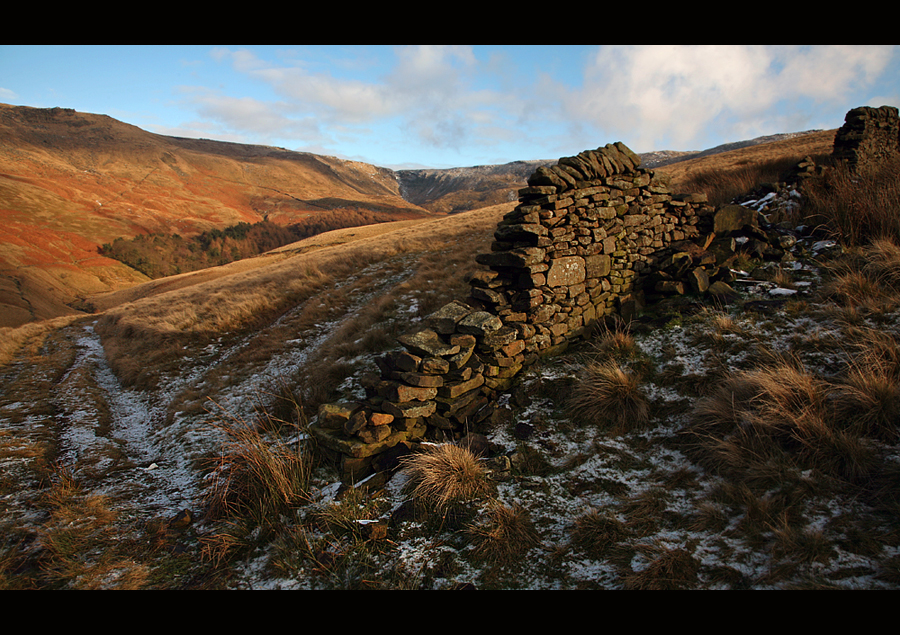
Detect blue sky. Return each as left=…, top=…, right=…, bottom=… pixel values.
left=2, top=45, right=899, bottom=169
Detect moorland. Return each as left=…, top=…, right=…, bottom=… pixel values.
left=2, top=103, right=899, bottom=590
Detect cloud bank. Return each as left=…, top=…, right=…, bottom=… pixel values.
left=180, top=45, right=898, bottom=165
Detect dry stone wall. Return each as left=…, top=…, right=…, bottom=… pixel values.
left=309, top=141, right=737, bottom=481
left=832, top=105, right=900, bottom=172
left=308, top=106, right=900, bottom=482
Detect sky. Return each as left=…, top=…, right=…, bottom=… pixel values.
left=1, top=45, right=899, bottom=170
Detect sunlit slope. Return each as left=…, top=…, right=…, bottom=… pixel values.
left=0, top=103, right=434, bottom=327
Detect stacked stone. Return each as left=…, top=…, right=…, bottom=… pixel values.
left=469, top=142, right=705, bottom=355
left=833, top=105, right=900, bottom=173
left=310, top=141, right=719, bottom=481
left=310, top=299, right=520, bottom=480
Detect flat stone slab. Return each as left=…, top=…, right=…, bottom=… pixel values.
left=424, top=300, right=474, bottom=334
left=308, top=423, right=408, bottom=458
left=397, top=329, right=460, bottom=358
left=457, top=311, right=503, bottom=336
left=381, top=400, right=438, bottom=419
left=547, top=256, right=586, bottom=287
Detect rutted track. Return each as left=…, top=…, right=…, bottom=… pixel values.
left=0, top=250, right=425, bottom=550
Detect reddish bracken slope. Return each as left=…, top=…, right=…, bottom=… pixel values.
left=0, top=104, right=435, bottom=327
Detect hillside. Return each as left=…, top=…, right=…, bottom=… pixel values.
left=3, top=108, right=900, bottom=588
left=396, top=160, right=553, bottom=214
left=0, top=103, right=434, bottom=327
left=0, top=103, right=839, bottom=330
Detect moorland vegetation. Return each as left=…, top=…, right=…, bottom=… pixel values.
left=3, top=119, right=900, bottom=589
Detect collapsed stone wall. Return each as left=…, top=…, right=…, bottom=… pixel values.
left=308, top=106, right=900, bottom=482
left=309, top=141, right=752, bottom=480
left=832, top=105, right=900, bottom=172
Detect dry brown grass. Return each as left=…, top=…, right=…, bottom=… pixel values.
left=621, top=542, right=701, bottom=590
left=399, top=443, right=492, bottom=513
left=201, top=401, right=314, bottom=555
left=466, top=501, right=541, bottom=564
left=675, top=156, right=814, bottom=207
left=801, top=155, right=900, bottom=247
left=35, top=467, right=151, bottom=589
left=568, top=360, right=650, bottom=434
left=0, top=314, right=83, bottom=368
left=94, top=204, right=509, bottom=390
left=656, top=130, right=835, bottom=203
left=570, top=508, right=629, bottom=559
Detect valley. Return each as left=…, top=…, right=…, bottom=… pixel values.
left=6, top=102, right=899, bottom=590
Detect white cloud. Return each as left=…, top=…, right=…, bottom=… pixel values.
left=205, top=45, right=514, bottom=153
left=179, top=45, right=899, bottom=165
left=565, top=45, right=897, bottom=152
left=0, top=87, right=18, bottom=101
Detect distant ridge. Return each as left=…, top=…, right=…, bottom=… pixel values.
left=639, top=130, right=826, bottom=168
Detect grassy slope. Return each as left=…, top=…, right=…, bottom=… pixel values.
left=0, top=104, right=435, bottom=327
left=8, top=125, right=900, bottom=589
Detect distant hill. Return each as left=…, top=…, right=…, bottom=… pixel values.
left=0, top=102, right=837, bottom=329
left=394, top=130, right=832, bottom=214
left=396, top=160, right=553, bottom=215
left=0, top=103, right=434, bottom=327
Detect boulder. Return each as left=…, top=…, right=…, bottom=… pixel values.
left=713, top=204, right=759, bottom=234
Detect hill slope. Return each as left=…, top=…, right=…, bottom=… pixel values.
left=0, top=103, right=434, bottom=327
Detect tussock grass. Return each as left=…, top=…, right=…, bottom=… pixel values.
left=621, top=542, right=700, bottom=590
left=687, top=358, right=885, bottom=484
left=201, top=401, right=314, bottom=564
left=801, top=155, right=900, bottom=247
left=591, top=317, right=640, bottom=362
left=466, top=501, right=541, bottom=564
left=570, top=508, right=629, bottom=559
left=399, top=443, right=491, bottom=513
left=568, top=360, right=650, bottom=434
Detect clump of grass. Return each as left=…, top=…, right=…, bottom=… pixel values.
left=592, top=318, right=639, bottom=362
left=570, top=508, right=629, bottom=559
left=201, top=401, right=314, bottom=563
left=833, top=346, right=900, bottom=443
left=399, top=443, right=491, bottom=514
left=568, top=360, right=650, bottom=434
left=621, top=542, right=700, bottom=590
left=466, top=501, right=541, bottom=564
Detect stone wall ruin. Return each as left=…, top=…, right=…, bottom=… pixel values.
left=310, top=141, right=737, bottom=480
left=832, top=105, right=900, bottom=172
left=309, top=106, right=900, bottom=481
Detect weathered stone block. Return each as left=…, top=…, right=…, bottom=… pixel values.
left=397, top=372, right=444, bottom=388
left=584, top=254, right=611, bottom=278
left=397, top=329, right=460, bottom=358
left=457, top=311, right=503, bottom=336
left=425, top=300, right=474, bottom=334
left=358, top=425, right=392, bottom=444
left=438, top=373, right=485, bottom=399
left=382, top=400, right=437, bottom=419
left=476, top=247, right=546, bottom=269
left=317, top=402, right=362, bottom=430
left=546, top=256, right=586, bottom=287
left=713, top=204, right=759, bottom=234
